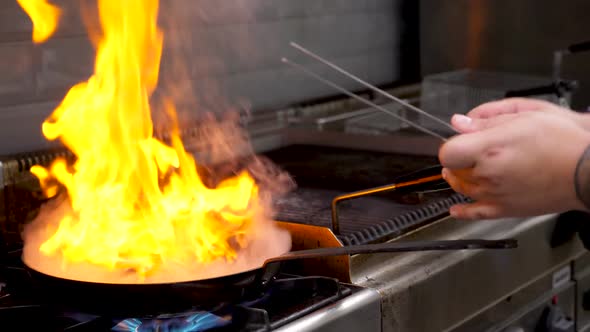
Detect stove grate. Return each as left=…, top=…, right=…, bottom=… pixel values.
left=276, top=189, right=468, bottom=245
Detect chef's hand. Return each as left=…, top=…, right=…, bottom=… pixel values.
left=439, top=110, right=590, bottom=220
left=453, top=97, right=590, bottom=133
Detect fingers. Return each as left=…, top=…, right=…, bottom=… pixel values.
left=450, top=113, right=519, bottom=134
left=439, top=128, right=504, bottom=169
left=467, top=98, right=554, bottom=119
left=438, top=134, right=482, bottom=169
left=450, top=114, right=474, bottom=133
left=449, top=202, right=503, bottom=220
left=451, top=97, right=552, bottom=133
left=442, top=168, right=490, bottom=199
left=442, top=169, right=505, bottom=220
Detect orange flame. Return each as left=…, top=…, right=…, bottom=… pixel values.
left=21, top=0, right=267, bottom=279
left=17, top=0, right=60, bottom=43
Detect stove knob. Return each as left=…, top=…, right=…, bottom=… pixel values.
left=553, top=211, right=590, bottom=249
left=536, top=305, right=574, bottom=332
left=550, top=212, right=580, bottom=247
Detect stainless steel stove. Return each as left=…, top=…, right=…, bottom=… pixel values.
left=1, top=86, right=590, bottom=331
left=249, top=92, right=590, bottom=332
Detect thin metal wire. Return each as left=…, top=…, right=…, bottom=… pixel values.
left=290, top=42, right=458, bottom=134
left=281, top=57, right=448, bottom=141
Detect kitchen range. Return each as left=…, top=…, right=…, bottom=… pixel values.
left=2, top=96, right=590, bottom=331
left=2, top=1, right=590, bottom=332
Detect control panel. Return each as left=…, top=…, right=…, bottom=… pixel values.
left=498, top=282, right=575, bottom=332
left=452, top=264, right=577, bottom=332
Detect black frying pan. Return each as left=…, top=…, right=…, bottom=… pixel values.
left=25, top=238, right=516, bottom=317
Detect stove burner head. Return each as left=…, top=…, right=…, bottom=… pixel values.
left=113, top=312, right=230, bottom=332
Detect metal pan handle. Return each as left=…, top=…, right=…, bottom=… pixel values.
left=265, top=239, right=516, bottom=264
left=260, top=239, right=516, bottom=283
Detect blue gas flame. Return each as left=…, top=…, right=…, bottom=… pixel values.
left=112, top=312, right=230, bottom=332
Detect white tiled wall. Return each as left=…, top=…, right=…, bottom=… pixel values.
left=0, top=0, right=401, bottom=154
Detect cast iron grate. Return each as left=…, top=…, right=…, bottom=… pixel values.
left=275, top=188, right=469, bottom=246
left=265, top=144, right=471, bottom=246
left=339, top=193, right=468, bottom=245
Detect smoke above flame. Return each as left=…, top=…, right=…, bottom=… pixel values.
left=18, top=0, right=292, bottom=283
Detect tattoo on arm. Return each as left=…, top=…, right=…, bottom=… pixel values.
left=575, top=145, right=590, bottom=210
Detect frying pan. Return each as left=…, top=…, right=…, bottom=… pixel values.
left=25, top=237, right=516, bottom=317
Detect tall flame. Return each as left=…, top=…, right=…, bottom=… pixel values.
left=18, top=0, right=274, bottom=279
left=17, top=0, right=60, bottom=43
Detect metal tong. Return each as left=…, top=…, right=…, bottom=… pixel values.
left=282, top=43, right=461, bottom=235
left=282, top=42, right=459, bottom=141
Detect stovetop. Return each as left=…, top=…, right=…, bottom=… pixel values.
left=0, top=143, right=457, bottom=331
left=1, top=144, right=466, bottom=249
left=264, top=145, right=468, bottom=245
left=0, top=132, right=583, bottom=332
left=0, top=249, right=361, bottom=332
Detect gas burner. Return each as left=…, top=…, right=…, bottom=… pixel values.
left=108, top=276, right=352, bottom=331
left=0, top=258, right=362, bottom=332
left=113, top=312, right=230, bottom=332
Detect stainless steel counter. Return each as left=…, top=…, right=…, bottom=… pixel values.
left=351, top=214, right=585, bottom=332
left=277, top=288, right=382, bottom=332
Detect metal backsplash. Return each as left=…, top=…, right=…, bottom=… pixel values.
left=419, top=0, right=590, bottom=109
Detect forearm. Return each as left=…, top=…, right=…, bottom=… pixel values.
left=575, top=112, right=590, bottom=131
left=562, top=113, right=590, bottom=211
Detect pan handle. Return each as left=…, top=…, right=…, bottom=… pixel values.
left=264, top=239, right=517, bottom=264
left=259, top=239, right=516, bottom=284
